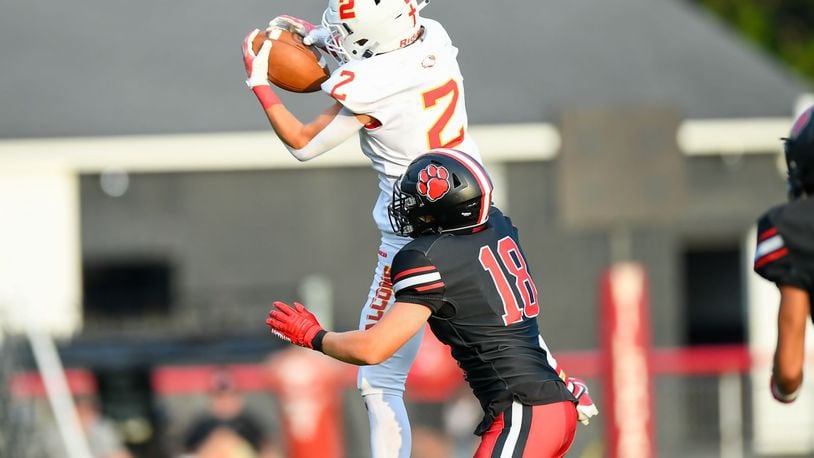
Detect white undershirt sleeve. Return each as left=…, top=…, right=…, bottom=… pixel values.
left=285, top=107, right=364, bottom=162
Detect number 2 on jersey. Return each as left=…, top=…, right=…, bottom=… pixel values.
left=330, top=70, right=355, bottom=101
left=422, top=79, right=465, bottom=149
left=479, top=236, right=540, bottom=325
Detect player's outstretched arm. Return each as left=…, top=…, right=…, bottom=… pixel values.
left=241, top=30, right=367, bottom=159
left=321, top=302, right=431, bottom=365
left=266, top=301, right=431, bottom=366
left=772, top=285, right=810, bottom=402
left=264, top=102, right=345, bottom=149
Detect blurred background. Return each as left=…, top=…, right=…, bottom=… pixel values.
left=1, top=0, right=813, bottom=457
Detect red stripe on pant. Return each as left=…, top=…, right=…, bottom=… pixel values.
left=474, top=401, right=577, bottom=458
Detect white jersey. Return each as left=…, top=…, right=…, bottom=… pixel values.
left=321, top=18, right=481, bottom=235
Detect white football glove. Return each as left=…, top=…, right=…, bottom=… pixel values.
left=302, top=28, right=332, bottom=49
left=241, top=29, right=272, bottom=88
left=268, top=15, right=331, bottom=49
left=567, top=376, right=599, bottom=426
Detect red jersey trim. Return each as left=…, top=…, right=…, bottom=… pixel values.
left=755, top=247, right=789, bottom=269
left=393, top=265, right=437, bottom=282
left=365, top=118, right=382, bottom=129
left=415, top=281, right=445, bottom=292
left=758, top=227, right=778, bottom=242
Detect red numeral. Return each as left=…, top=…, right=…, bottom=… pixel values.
left=330, top=70, right=355, bottom=101
left=339, top=0, right=356, bottom=19
left=497, top=237, right=539, bottom=318
left=422, top=79, right=465, bottom=149
left=479, top=237, right=540, bottom=325
left=404, top=0, right=417, bottom=26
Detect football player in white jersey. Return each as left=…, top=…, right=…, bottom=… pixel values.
left=241, top=1, right=596, bottom=456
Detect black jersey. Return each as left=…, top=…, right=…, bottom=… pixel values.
left=754, top=198, right=814, bottom=305
left=391, top=207, right=574, bottom=434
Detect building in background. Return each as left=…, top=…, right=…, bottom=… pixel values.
left=1, top=0, right=812, bottom=456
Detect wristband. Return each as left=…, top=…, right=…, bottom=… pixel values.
left=252, top=85, right=281, bottom=110
left=771, top=377, right=800, bottom=403
left=311, top=330, right=328, bottom=353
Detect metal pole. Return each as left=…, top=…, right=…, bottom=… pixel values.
left=718, top=373, right=744, bottom=458
left=24, top=317, right=92, bottom=458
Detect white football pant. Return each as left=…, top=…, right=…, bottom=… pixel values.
left=357, top=232, right=424, bottom=458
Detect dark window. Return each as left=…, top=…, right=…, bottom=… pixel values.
left=683, top=246, right=745, bottom=344
left=83, top=259, right=172, bottom=315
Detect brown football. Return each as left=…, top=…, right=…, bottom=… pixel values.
left=252, top=28, right=330, bottom=93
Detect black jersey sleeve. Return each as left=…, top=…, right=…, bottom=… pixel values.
left=754, top=208, right=808, bottom=289
left=391, top=248, right=446, bottom=313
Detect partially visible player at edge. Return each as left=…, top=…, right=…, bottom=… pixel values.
left=753, top=105, right=814, bottom=403
left=267, top=150, right=597, bottom=457
left=241, top=1, right=595, bottom=455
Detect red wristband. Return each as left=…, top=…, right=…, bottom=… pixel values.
left=252, top=85, right=281, bottom=110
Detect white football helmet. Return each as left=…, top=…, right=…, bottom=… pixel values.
left=322, top=0, right=430, bottom=63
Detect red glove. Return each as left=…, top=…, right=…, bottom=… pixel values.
left=266, top=301, right=326, bottom=351
left=770, top=375, right=800, bottom=403
left=566, top=376, right=599, bottom=425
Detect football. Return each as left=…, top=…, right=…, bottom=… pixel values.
left=252, top=28, right=330, bottom=93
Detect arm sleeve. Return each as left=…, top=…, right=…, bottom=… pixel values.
left=284, top=107, right=363, bottom=161
left=391, top=249, right=446, bottom=313
left=754, top=211, right=807, bottom=289
left=537, top=335, right=566, bottom=379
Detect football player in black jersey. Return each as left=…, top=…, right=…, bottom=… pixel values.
left=754, top=105, right=814, bottom=403
left=267, top=149, right=597, bottom=457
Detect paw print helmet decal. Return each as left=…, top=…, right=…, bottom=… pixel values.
left=416, top=164, right=451, bottom=202
left=389, top=149, right=493, bottom=238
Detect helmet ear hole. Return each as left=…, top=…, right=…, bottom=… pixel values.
left=452, top=175, right=462, bottom=187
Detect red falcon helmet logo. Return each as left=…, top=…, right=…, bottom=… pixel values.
left=416, top=164, right=450, bottom=202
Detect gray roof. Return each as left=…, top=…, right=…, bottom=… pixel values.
left=0, top=0, right=810, bottom=138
